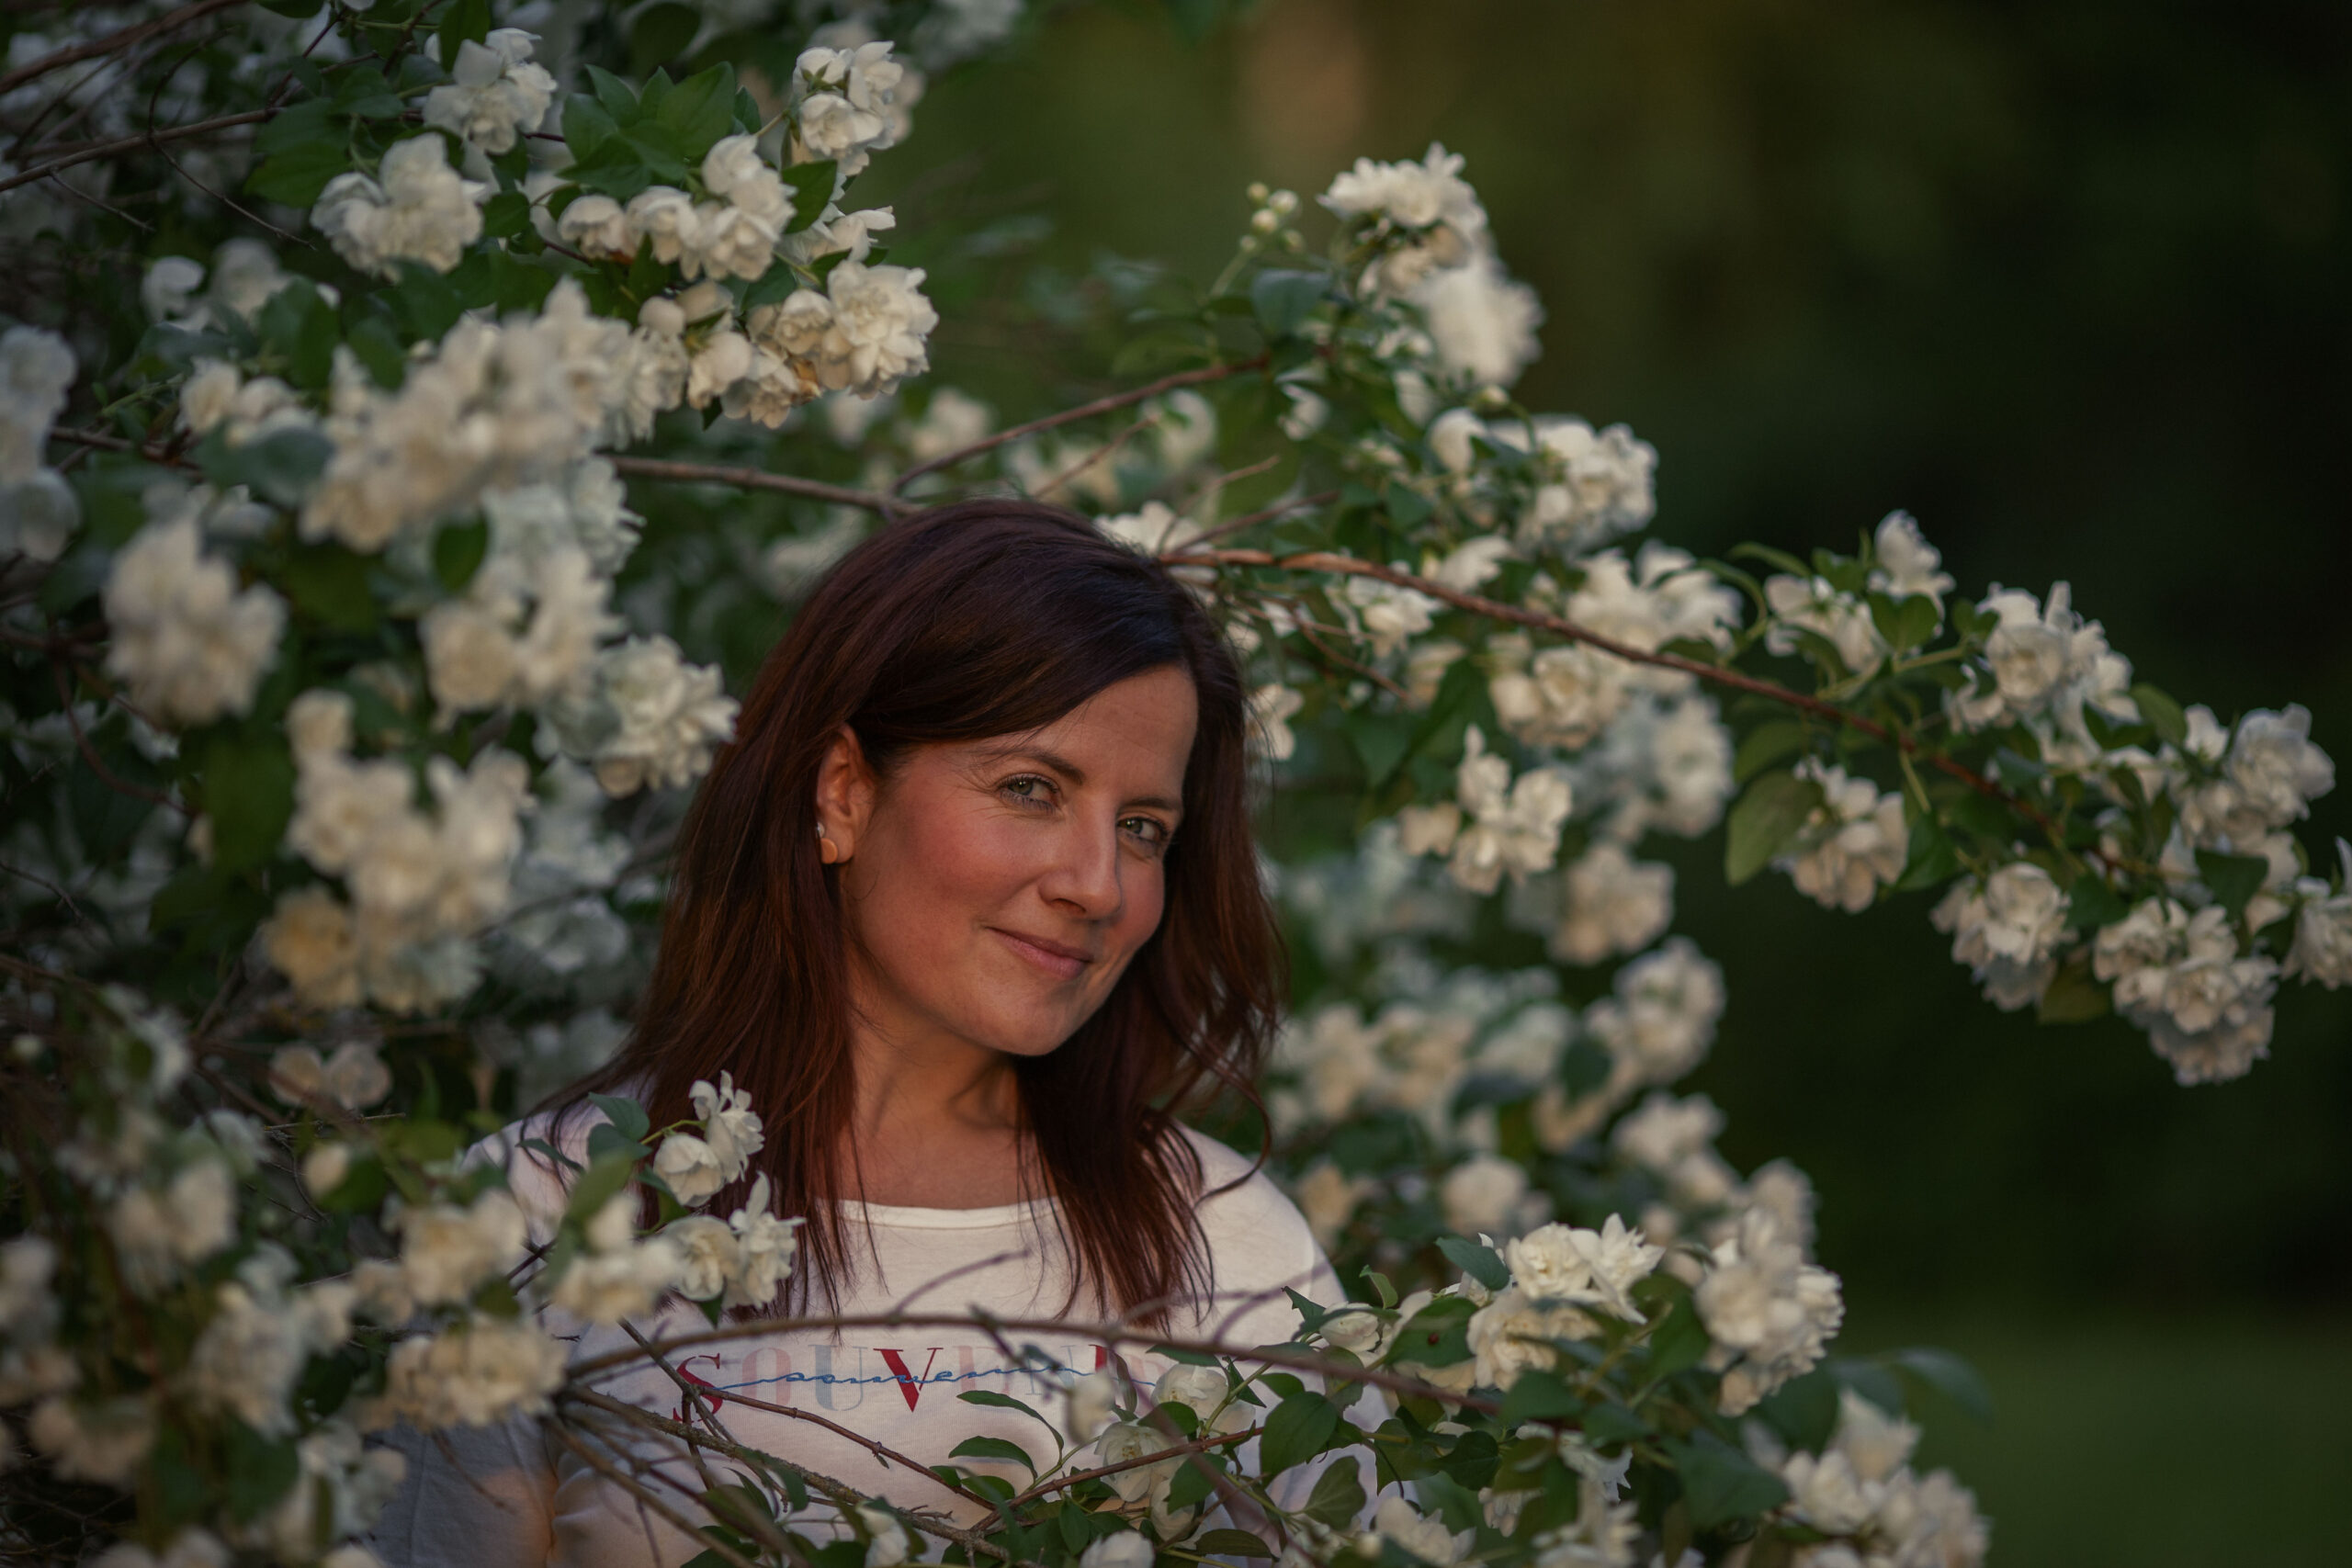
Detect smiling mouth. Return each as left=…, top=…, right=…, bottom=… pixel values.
left=990, top=928, right=1095, bottom=981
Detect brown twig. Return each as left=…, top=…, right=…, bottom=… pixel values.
left=691, top=1383, right=1003, bottom=1516
left=890, top=355, right=1271, bottom=495
left=542, top=1417, right=763, bottom=1568
left=999, top=1423, right=1261, bottom=1510
left=0, top=0, right=250, bottom=97
left=0, top=107, right=271, bottom=197
left=1023, top=411, right=1159, bottom=502
left=1198, top=546, right=2081, bottom=854
left=567, top=1389, right=1056, bottom=1568
left=1187, top=489, right=1341, bottom=547
left=47, top=654, right=189, bottom=818
left=607, top=456, right=906, bottom=517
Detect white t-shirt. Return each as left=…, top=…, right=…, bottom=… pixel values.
left=369, top=1113, right=1343, bottom=1568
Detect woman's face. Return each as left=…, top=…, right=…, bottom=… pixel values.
left=827, top=664, right=1199, bottom=1063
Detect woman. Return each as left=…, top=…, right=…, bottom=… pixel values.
left=371, top=502, right=1344, bottom=1566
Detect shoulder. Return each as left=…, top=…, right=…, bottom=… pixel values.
left=1175, top=1124, right=1325, bottom=1292
left=468, top=1102, right=613, bottom=1247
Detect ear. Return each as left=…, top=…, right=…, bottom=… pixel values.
left=813, top=725, right=876, bottom=863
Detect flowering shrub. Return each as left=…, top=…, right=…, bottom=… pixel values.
left=1, top=1, right=2341, bottom=1565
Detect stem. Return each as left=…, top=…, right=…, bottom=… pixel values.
left=697, top=1383, right=1003, bottom=1516
left=0, top=0, right=249, bottom=97
left=1196, top=547, right=2087, bottom=864
left=542, top=1417, right=764, bottom=1568
left=0, top=107, right=271, bottom=197
left=889, top=355, right=1271, bottom=495
left=999, top=1425, right=1262, bottom=1510
left=607, top=456, right=906, bottom=517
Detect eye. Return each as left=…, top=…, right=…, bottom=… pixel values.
left=1001, top=773, right=1057, bottom=807
left=1121, top=815, right=1172, bottom=852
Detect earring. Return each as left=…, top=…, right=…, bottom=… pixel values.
left=816, top=824, right=841, bottom=865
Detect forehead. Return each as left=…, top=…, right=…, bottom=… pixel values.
left=957, top=666, right=1199, bottom=793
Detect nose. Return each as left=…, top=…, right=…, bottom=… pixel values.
left=1035, top=807, right=1125, bottom=921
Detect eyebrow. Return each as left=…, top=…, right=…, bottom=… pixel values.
left=975, top=743, right=1185, bottom=816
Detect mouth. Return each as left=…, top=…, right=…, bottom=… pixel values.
left=989, top=928, right=1096, bottom=981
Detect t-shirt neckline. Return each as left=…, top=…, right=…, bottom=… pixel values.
left=833, top=1196, right=1060, bottom=1230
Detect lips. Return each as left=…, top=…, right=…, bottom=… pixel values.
left=990, top=927, right=1096, bottom=980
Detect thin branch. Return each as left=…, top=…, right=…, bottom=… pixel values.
left=0, top=0, right=249, bottom=97
left=568, top=1389, right=1056, bottom=1568
left=890, top=355, right=1271, bottom=495
left=1188, top=489, right=1340, bottom=547
left=47, top=655, right=188, bottom=818
left=1200, top=546, right=2082, bottom=854
left=1024, top=411, right=1159, bottom=502
left=691, top=1383, right=1002, bottom=1516
left=1000, top=1424, right=1261, bottom=1510
left=607, top=456, right=905, bottom=516
left=541, top=1417, right=762, bottom=1568
left=47, top=424, right=194, bottom=468
left=0, top=107, right=269, bottom=197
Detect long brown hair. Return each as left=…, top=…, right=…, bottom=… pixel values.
left=563, top=500, right=1285, bottom=1318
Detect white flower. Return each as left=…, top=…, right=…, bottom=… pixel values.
left=665, top=1216, right=740, bottom=1301
left=208, top=238, right=295, bottom=325
left=801, top=261, right=939, bottom=398
left=1250, top=682, right=1304, bottom=761
left=1152, top=1362, right=1238, bottom=1428
left=1321, top=142, right=1487, bottom=295
left=791, top=42, right=908, bottom=176
left=1868, top=511, right=1955, bottom=609
left=1764, top=575, right=1883, bottom=677
left=1930, top=863, right=2071, bottom=1010
left=725, top=1177, right=801, bottom=1308
left=1364, top=1495, right=1472, bottom=1566
left=142, top=254, right=209, bottom=324
left=106, top=1160, right=237, bottom=1293
left=2225, top=705, right=2334, bottom=829
left=1, top=324, right=75, bottom=484
left=1551, top=843, right=1674, bottom=965
left=1411, top=247, right=1542, bottom=389
left=184, top=1273, right=353, bottom=1436
left=1694, top=1207, right=1844, bottom=1415
left=1506, top=1215, right=1662, bottom=1321
left=2095, top=898, right=2279, bottom=1083
left=702, top=133, right=795, bottom=229
left=267, top=1041, right=392, bottom=1110
left=380, top=1313, right=567, bottom=1428
left=422, top=30, right=556, bottom=156
left=556, top=194, right=634, bottom=260
left=1948, top=583, right=2137, bottom=753
left=542, top=635, right=739, bottom=796
left=311, top=136, right=487, bottom=278
left=653, top=1131, right=725, bottom=1207
left=29, top=1396, right=154, bottom=1486
left=1777, top=759, right=1907, bottom=913
left=1440, top=1153, right=1527, bottom=1235
left=1529, top=1477, right=1639, bottom=1568
left=1583, top=936, right=1724, bottom=1084
left=1078, top=1533, right=1156, bottom=1568
left=624, top=186, right=700, bottom=265
left=0, top=468, right=79, bottom=562
left=690, top=1071, right=766, bottom=1182
left=1465, top=1283, right=1592, bottom=1391
left=859, top=1504, right=912, bottom=1568
left=100, top=516, right=285, bottom=728
left=1489, top=637, right=1633, bottom=750
left=1611, top=1092, right=1739, bottom=1210
left=396, top=1189, right=526, bottom=1307
left=1521, top=419, right=1657, bottom=552
left=2287, top=845, right=2352, bottom=987
left=1419, top=727, right=1572, bottom=895
left=1091, top=1420, right=1181, bottom=1505
left=549, top=1196, right=682, bottom=1324
left=1065, top=1368, right=1118, bottom=1443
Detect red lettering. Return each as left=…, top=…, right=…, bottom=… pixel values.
left=672, top=1354, right=727, bottom=1424
left=875, top=1348, right=943, bottom=1411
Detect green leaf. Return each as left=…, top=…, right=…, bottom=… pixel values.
left=433, top=519, right=490, bottom=593
left=2132, top=682, right=2188, bottom=747
left=590, top=1094, right=652, bottom=1147
left=481, top=189, right=531, bottom=239
left=1435, top=1235, right=1510, bottom=1292
left=256, top=279, right=339, bottom=389
left=252, top=97, right=336, bottom=158
left=1148, top=1341, right=1219, bottom=1367
left=1434, top=1428, right=1497, bottom=1489
left=1498, top=1370, right=1583, bottom=1426
left=1302, top=1456, right=1365, bottom=1530
left=1889, top=1348, right=1995, bottom=1422
left=1259, top=1393, right=1340, bottom=1476
left=1250, top=269, right=1325, bottom=340
left=588, top=66, right=640, bottom=123
left=566, top=1151, right=639, bottom=1226
left=2064, top=874, right=2130, bottom=931
left=201, top=733, right=295, bottom=874
left=1869, top=592, right=1942, bottom=652
left=956, top=1389, right=1057, bottom=1432
left=1725, top=769, right=1825, bottom=886
left=947, top=1436, right=1037, bottom=1478
left=2035, top=950, right=2111, bottom=1025
left=1163, top=1454, right=1216, bottom=1510
left=2197, top=850, right=2269, bottom=919
left=1645, top=1295, right=1712, bottom=1380
left=1755, top=1368, right=1839, bottom=1452
left=1662, top=1430, right=1789, bottom=1530
left=658, top=62, right=739, bottom=163
left=1197, top=1529, right=1275, bottom=1559
left=438, top=0, right=493, bottom=71
left=1893, top=813, right=1962, bottom=892
left=245, top=141, right=352, bottom=209
left=1733, top=721, right=1808, bottom=784
left=281, top=541, right=379, bottom=632
left=223, top=1420, right=300, bottom=1524
left=563, top=93, right=621, bottom=162
left=781, top=161, right=838, bottom=231
left=345, top=310, right=407, bottom=388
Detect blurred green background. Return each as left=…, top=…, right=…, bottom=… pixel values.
left=854, top=1, right=2352, bottom=1561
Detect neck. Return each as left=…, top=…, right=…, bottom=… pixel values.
left=839, top=952, right=1031, bottom=1207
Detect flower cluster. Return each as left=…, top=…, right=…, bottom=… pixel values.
left=423, top=29, right=558, bottom=164
left=312, top=135, right=488, bottom=279
left=1, top=324, right=80, bottom=561
left=101, top=513, right=286, bottom=727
